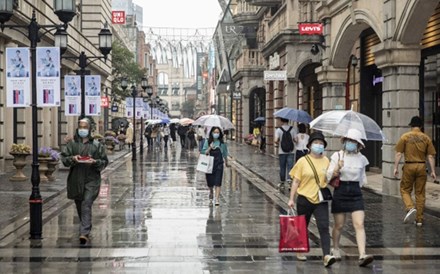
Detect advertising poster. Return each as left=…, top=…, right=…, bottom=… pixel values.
left=64, top=75, right=81, bottom=116
left=142, top=101, right=150, bottom=119
left=135, top=98, right=143, bottom=119
left=6, top=47, right=31, bottom=107
left=36, top=47, right=60, bottom=107
left=85, top=75, right=101, bottom=116
left=125, top=97, right=133, bottom=117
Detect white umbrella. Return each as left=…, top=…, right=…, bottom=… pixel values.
left=193, top=114, right=235, bottom=130
left=309, top=110, right=386, bottom=141
left=170, top=118, right=180, bottom=124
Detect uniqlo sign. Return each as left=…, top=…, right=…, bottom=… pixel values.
left=101, top=97, right=109, bottom=108
left=298, top=23, right=323, bottom=35
left=112, top=11, right=126, bottom=24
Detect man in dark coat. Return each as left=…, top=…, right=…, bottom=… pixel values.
left=61, top=118, right=108, bottom=245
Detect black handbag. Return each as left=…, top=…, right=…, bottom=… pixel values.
left=304, top=156, right=332, bottom=203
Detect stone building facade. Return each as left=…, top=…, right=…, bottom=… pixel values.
left=218, top=0, right=440, bottom=195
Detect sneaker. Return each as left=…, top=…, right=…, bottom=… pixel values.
left=331, top=248, right=342, bottom=261
left=277, top=182, right=285, bottom=189
left=79, top=235, right=89, bottom=245
left=358, top=254, right=374, bottom=267
left=215, top=201, right=220, bottom=206
left=296, top=253, right=307, bottom=261
left=403, top=208, right=416, bottom=223
left=414, top=221, right=423, bottom=227
left=323, top=255, right=336, bottom=267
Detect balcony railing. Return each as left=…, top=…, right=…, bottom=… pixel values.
left=266, top=6, right=287, bottom=43
left=236, top=49, right=265, bottom=71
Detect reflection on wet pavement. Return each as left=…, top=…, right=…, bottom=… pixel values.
left=0, top=144, right=440, bottom=273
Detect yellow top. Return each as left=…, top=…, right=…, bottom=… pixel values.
left=289, top=155, right=329, bottom=204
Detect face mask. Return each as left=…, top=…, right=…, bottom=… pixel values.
left=212, top=133, right=220, bottom=139
left=311, top=143, right=324, bottom=154
left=345, top=141, right=358, bottom=152
left=78, top=129, right=89, bottom=138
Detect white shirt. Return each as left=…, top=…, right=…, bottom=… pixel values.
left=296, top=133, right=309, bottom=151
left=197, top=127, right=205, bottom=138
left=326, top=150, right=369, bottom=186
left=275, top=125, right=297, bottom=154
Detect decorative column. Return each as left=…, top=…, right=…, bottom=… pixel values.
left=316, top=66, right=348, bottom=154
left=374, top=43, right=421, bottom=196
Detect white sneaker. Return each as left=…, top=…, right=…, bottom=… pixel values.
left=296, top=253, right=307, bottom=261
left=277, top=182, right=285, bottom=189
left=403, top=208, right=416, bottom=223
left=323, top=255, right=336, bottom=267
left=331, top=248, right=341, bottom=261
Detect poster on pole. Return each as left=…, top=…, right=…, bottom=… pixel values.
left=85, top=75, right=101, bottom=116
left=142, top=102, right=149, bottom=119
left=125, top=97, right=133, bottom=117
left=64, top=75, right=81, bottom=116
left=6, top=47, right=31, bottom=107
left=135, top=98, right=143, bottom=119
left=36, top=47, right=60, bottom=107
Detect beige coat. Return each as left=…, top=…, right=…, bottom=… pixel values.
left=126, top=127, right=133, bottom=144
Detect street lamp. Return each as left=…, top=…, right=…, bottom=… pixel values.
left=139, top=77, right=149, bottom=155
left=349, top=55, right=358, bottom=110
left=131, top=84, right=137, bottom=161
left=0, top=0, right=75, bottom=240
left=147, top=87, right=154, bottom=119
left=56, top=23, right=112, bottom=118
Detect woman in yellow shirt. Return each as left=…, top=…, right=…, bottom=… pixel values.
left=287, top=131, right=336, bottom=267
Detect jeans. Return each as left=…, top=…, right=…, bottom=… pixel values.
left=297, top=195, right=331, bottom=256
left=279, top=153, right=295, bottom=181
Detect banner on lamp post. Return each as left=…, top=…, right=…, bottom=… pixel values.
left=6, top=47, right=31, bottom=107
left=64, top=75, right=81, bottom=116
left=101, top=96, right=109, bottom=108
left=36, top=47, right=60, bottom=107
left=85, top=75, right=101, bottom=116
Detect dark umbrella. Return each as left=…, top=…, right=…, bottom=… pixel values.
left=111, top=117, right=129, bottom=131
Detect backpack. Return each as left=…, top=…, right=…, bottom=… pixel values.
left=280, top=126, right=294, bottom=152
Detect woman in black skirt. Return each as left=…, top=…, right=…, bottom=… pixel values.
left=327, top=128, right=373, bottom=267
left=201, top=127, right=230, bottom=206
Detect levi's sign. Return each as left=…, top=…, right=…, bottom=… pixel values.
left=264, top=71, right=287, bottom=81
left=298, top=23, right=323, bottom=35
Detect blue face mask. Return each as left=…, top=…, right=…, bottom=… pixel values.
left=212, top=133, right=220, bottom=139
left=311, top=143, right=324, bottom=154
left=345, top=141, right=358, bottom=152
left=78, top=129, right=89, bottom=138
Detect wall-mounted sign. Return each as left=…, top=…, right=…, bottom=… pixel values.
left=112, top=11, right=125, bottom=24
left=111, top=104, right=118, bottom=112
left=101, top=97, right=109, bottom=108
left=233, top=91, right=242, bottom=100
left=264, top=70, right=287, bottom=81
left=373, top=75, right=383, bottom=86
left=298, top=23, right=323, bottom=35
left=269, top=53, right=280, bottom=70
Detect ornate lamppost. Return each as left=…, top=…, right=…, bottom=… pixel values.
left=0, top=0, right=76, bottom=240
left=139, top=77, right=149, bottom=155
left=131, top=84, right=137, bottom=161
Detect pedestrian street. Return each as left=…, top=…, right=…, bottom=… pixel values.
left=0, top=144, right=440, bottom=273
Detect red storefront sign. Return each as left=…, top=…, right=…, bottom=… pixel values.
left=112, top=11, right=126, bottom=24
left=298, top=23, right=323, bottom=35
left=101, top=97, right=109, bottom=108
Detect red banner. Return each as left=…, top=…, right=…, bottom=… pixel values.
left=112, top=11, right=125, bottom=25
left=298, top=23, right=323, bottom=35
left=101, top=97, right=109, bottom=108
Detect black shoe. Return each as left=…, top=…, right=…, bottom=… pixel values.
left=79, top=235, right=89, bottom=245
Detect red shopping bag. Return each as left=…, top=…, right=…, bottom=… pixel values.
left=279, top=211, right=309, bottom=253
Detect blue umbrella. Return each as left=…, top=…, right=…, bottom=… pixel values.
left=274, top=107, right=312, bottom=124
left=161, top=118, right=170, bottom=124
left=254, top=117, right=265, bottom=122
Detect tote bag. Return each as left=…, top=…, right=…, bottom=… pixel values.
left=196, top=154, right=214, bottom=174
left=279, top=210, right=309, bottom=253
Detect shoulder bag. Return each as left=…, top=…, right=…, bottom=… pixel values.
left=304, top=156, right=332, bottom=203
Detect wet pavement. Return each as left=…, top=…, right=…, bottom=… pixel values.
left=0, top=141, right=439, bottom=273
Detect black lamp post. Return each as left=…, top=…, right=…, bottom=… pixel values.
left=131, top=84, right=137, bottom=161
left=0, top=0, right=76, bottom=240
left=147, top=87, right=154, bottom=119
left=56, top=23, right=112, bottom=118
left=139, top=77, right=149, bottom=155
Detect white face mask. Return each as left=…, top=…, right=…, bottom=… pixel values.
left=78, top=129, right=89, bottom=138
left=311, top=143, right=324, bottom=154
